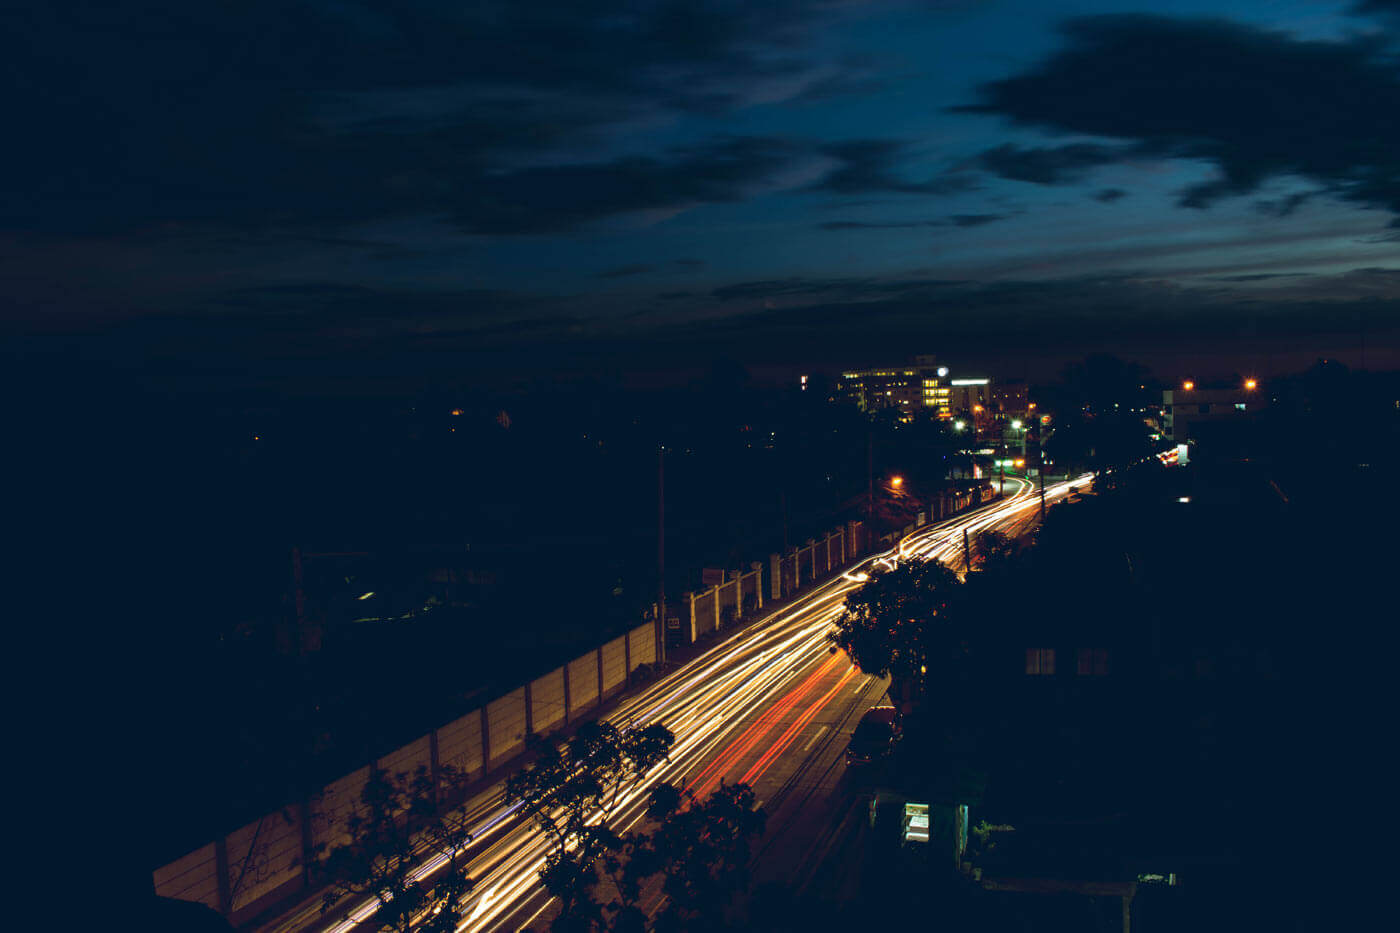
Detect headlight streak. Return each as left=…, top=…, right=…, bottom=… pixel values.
left=314, top=474, right=1086, bottom=933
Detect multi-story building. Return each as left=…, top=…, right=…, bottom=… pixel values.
left=1162, top=382, right=1266, bottom=443
left=837, top=357, right=1001, bottom=423
left=838, top=355, right=945, bottom=419
left=948, top=377, right=993, bottom=424
left=836, top=365, right=923, bottom=415
left=990, top=380, right=1030, bottom=418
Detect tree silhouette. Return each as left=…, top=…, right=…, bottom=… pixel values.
left=827, top=559, right=967, bottom=706
left=315, top=765, right=478, bottom=932
left=506, top=721, right=674, bottom=929
left=621, top=782, right=767, bottom=932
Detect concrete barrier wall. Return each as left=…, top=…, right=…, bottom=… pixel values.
left=378, top=734, right=431, bottom=779
left=780, top=551, right=798, bottom=594
left=601, top=637, right=627, bottom=693
left=150, top=585, right=669, bottom=921
left=568, top=653, right=598, bottom=711
left=153, top=842, right=220, bottom=910
left=530, top=667, right=566, bottom=734
left=716, top=576, right=740, bottom=617
left=692, top=589, right=717, bottom=640
left=436, top=710, right=483, bottom=784
left=311, top=765, right=371, bottom=855
left=487, top=688, right=527, bottom=767
left=226, top=810, right=304, bottom=913
left=740, top=570, right=759, bottom=610
left=629, top=623, right=655, bottom=668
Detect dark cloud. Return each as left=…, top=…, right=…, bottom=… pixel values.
left=1094, top=188, right=1128, bottom=203
left=948, top=213, right=1007, bottom=227
left=673, top=258, right=706, bottom=268
left=817, top=220, right=942, bottom=230
left=811, top=141, right=979, bottom=195
left=817, top=213, right=1008, bottom=230
left=3, top=1, right=897, bottom=236
left=1210, top=272, right=1314, bottom=282
left=955, top=15, right=1400, bottom=222
left=976, top=143, right=1129, bottom=185
left=598, top=264, right=654, bottom=279
left=1254, top=191, right=1316, bottom=217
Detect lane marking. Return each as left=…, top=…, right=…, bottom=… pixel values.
left=801, top=724, right=829, bottom=752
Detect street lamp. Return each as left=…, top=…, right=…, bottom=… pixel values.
left=953, top=420, right=965, bottom=432
left=1010, top=419, right=1023, bottom=431
left=1182, top=380, right=1194, bottom=391
left=1244, top=378, right=1258, bottom=391
left=890, top=475, right=904, bottom=488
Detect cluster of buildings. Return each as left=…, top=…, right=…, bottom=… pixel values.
left=819, top=355, right=1031, bottom=427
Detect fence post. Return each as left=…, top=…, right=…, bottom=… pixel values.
left=429, top=730, right=442, bottom=808
left=769, top=553, right=781, bottom=601
left=752, top=562, right=764, bottom=609
left=215, top=837, right=232, bottom=917
left=687, top=591, right=697, bottom=641
left=523, top=681, right=534, bottom=737
left=299, top=798, right=314, bottom=888
left=480, top=708, right=491, bottom=771
left=713, top=583, right=721, bottom=632
left=596, top=646, right=605, bottom=700
left=563, top=662, right=573, bottom=724
left=624, top=629, right=632, bottom=683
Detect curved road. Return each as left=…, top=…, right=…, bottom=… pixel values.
left=270, top=474, right=1085, bottom=933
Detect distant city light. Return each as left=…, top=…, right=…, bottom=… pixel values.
left=450, top=408, right=464, bottom=416
left=1011, top=419, right=1023, bottom=430
left=1177, top=497, right=1191, bottom=504
left=890, top=476, right=904, bottom=487
left=1244, top=378, right=1258, bottom=391
left=1182, top=380, right=1195, bottom=391
left=937, top=366, right=949, bottom=377
left=953, top=420, right=965, bottom=431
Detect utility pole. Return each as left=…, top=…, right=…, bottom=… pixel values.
left=657, top=444, right=666, bottom=668
left=1039, top=448, right=1047, bottom=518
left=963, top=528, right=972, bottom=573
left=999, top=462, right=1005, bottom=497
left=779, top=486, right=789, bottom=553
left=867, top=428, right=874, bottom=523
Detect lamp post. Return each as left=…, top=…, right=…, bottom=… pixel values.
left=657, top=444, right=666, bottom=667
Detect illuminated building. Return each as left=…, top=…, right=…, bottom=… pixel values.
left=1161, top=383, right=1267, bottom=443
left=836, top=357, right=1000, bottom=423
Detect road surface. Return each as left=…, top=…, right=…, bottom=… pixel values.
left=264, top=474, right=1084, bottom=933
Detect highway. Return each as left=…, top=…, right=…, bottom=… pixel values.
left=266, top=474, right=1085, bottom=933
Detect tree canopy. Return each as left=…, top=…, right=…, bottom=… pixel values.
left=827, top=559, right=967, bottom=698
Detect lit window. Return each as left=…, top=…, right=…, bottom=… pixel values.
left=1025, top=648, right=1056, bottom=675
left=1076, top=648, right=1109, bottom=676
left=1235, top=403, right=1246, bottom=411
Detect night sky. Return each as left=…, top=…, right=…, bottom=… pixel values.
left=8, top=1, right=1400, bottom=391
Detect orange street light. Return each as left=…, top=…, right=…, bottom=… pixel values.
left=890, top=476, right=904, bottom=488
left=1244, top=378, right=1258, bottom=391
left=1182, top=380, right=1195, bottom=391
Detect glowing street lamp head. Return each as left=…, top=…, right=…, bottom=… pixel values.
left=953, top=420, right=965, bottom=431
left=1011, top=419, right=1023, bottom=430
left=1244, top=378, right=1257, bottom=391
left=1182, top=380, right=1194, bottom=391
left=890, top=475, right=904, bottom=488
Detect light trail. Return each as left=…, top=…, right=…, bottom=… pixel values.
left=296, top=475, right=1088, bottom=933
